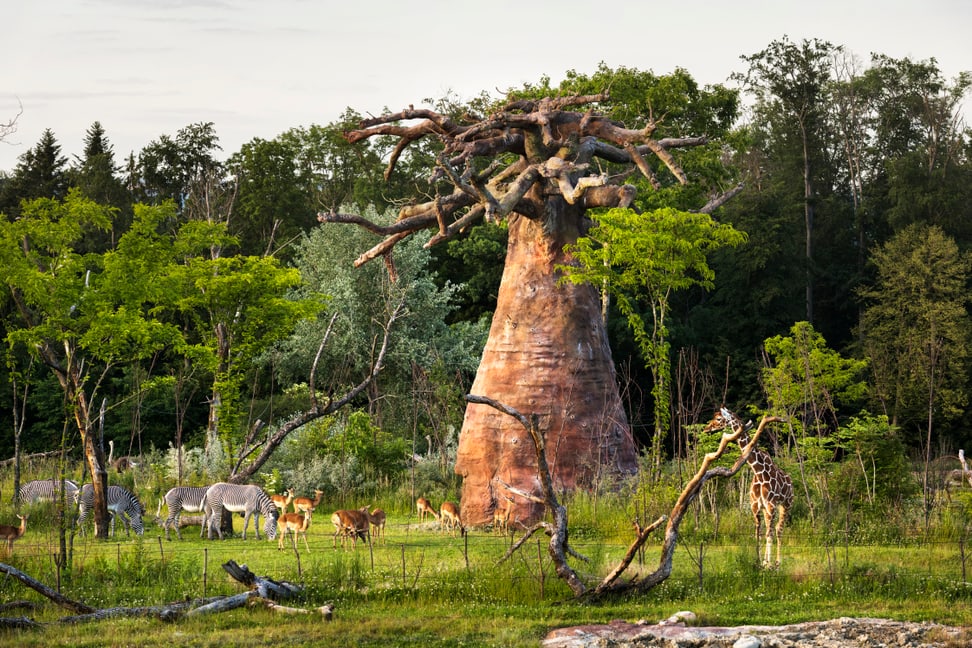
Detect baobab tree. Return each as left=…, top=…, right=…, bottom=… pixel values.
left=320, top=82, right=740, bottom=525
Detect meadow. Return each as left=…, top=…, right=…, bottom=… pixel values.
left=2, top=460, right=972, bottom=647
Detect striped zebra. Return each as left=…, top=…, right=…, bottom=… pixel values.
left=17, top=479, right=79, bottom=505
left=161, top=486, right=210, bottom=540
left=75, top=484, right=145, bottom=537
left=204, top=482, right=278, bottom=540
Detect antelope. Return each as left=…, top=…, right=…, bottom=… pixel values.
left=492, top=497, right=515, bottom=535
left=277, top=509, right=312, bottom=552
left=0, top=514, right=27, bottom=555
left=271, top=488, right=295, bottom=514
left=439, top=501, right=465, bottom=537
left=330, top=506, right=371, bottom=549
left=293, top=489, right=324, bottom=514
left=369, top=507, right=386, bottom=544
left=416, top=497, right=438, bottom=524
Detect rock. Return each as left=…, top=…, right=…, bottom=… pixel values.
left=732, top=636, right=761, bottom=648
left=543, top=617, right=970, bottom=648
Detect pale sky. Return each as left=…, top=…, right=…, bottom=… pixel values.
left=2, top=0, right=970, bottom=173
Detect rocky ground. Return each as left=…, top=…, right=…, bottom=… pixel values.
left=543, top=616, right=971, bottom=647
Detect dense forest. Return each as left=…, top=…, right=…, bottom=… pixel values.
left=2, top=37, right=971, bottom=505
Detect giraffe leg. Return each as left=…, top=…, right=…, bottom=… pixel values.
left=750, top=485, right=761, bottom=565
left=774, top=504, right=787, bottom=567
left=762, top=503, right=775, bottom=567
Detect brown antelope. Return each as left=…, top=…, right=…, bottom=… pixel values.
left=439, top=501, right=465, bottom=537
left=492, top=497, right=514, bottom=535
left=293, top=489, right=324, bottom=514
left=416, top=497, right=438, bottom=524
left=0, top=514, right=27, bottom=556
left=277, top=509, right=312, bottom=552
left=271, top=487, right=295, bottom=514
left=330, top=506, right=371, bottom=549
left=369, top=507, right=386, bottom=544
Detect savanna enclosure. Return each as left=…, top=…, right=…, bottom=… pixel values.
left=2, top=37, right=972, bottom=646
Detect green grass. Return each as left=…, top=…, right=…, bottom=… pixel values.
left=3, top=465, right=972, bottom=646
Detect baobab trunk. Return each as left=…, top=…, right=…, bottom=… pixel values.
left=456, top=199, right=638, bottom=526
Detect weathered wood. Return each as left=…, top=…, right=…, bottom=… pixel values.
left=185, top=592, right=256, bottom=617
left=58, top=599, right=210, bottom=624
left=0, top=616, right=40, bottom=629
left=221, top=560, right=302, bottom=601
left=0, top=562, right=95, bottom=614
left=260, top=600, right=334, bottom=619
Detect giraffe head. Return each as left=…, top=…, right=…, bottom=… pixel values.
left=702, top=406, right=740, bottom=433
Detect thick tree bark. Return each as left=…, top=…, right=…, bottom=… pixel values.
left=456, top=204, right=638, bottom=525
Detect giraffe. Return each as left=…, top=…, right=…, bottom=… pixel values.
left=703, top=406, right=793, bottom=567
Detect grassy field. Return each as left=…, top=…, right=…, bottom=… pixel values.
left=2, top=489, right=972, bottom=648
left=2, top=453, right=972, bottom=647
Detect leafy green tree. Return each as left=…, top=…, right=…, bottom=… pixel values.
left=762, top=321, right=869, bottom=432
left=278, top=207, right=485, bottom=434
left=135, top=122, right=222, bottom=210
left=562, top=206, right=746, bottom=471
left=166, top=223, right=320, bottom=477
left=858, top=223, right=970, bottom=519
left=228, top=136, right=312, bottom=259
left=0, top=192, right=181, bottom=537
left=735, top=36, right=840, bottom=325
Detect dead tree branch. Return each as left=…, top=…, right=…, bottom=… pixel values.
left=587, top=415, right=784, bottom=600
left=321, top=92, right=730, bottom=261
left=0, top=562, right=95, bottom=614
left=465, top=393, right=587, bottom=596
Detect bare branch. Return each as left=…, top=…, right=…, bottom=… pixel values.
left=697, top=183, right=745, bottom=214
left=465, top=393, right=587, bottom=596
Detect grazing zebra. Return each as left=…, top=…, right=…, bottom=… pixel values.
left=75, top=484, right=145, bottom=537
left=17, top=479, right=79, bottom=505
left=204, top=483, right=278, bottom=540
left=161, top=486, right=210, bottom=540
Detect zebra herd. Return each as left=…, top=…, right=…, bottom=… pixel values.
left=16, top=479, right=282, bottom=541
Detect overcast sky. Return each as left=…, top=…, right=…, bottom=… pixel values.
left=2, top=0, right=970, bottom=173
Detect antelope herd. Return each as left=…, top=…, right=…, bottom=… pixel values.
left=7, top=477, right=516, bottom=555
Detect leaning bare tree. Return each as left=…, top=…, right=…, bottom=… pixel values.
left=321, top=91, right=739, bottom=525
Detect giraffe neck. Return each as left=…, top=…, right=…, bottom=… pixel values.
left=730, top=421, right=773, bottom=476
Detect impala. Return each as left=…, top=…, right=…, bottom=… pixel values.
left=493, top=497, right=515, bottom=534
left=293, top=489, right=324, bottom=514
left=369, top=507, right=386, bottom=544
left=277, top=509, right=312, bottom=552
left=271, top=487, right=295, bottom=514
left=330, top=506, right=371, bottom=549
left=439, top=501, right=465, bottom=537
left=0, top=514, right=27, bottom=556
left=416, top=497, right=438, bottom=523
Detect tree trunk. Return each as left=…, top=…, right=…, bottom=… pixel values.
left=456, top=201, right=638, bottom=526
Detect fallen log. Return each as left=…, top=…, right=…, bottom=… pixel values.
left=221, top=560, right=302, bottom=600
left=186, top=592, right=257, bottom=617
left=0, top=562, right=95, bottom=614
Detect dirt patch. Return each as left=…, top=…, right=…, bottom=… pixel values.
left=543, top=616, right=970, bottom=647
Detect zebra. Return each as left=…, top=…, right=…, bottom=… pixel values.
left=204, top=482, right=278, bottom=540
left=161, top=486, right=210, bottom=540
left=75, top=484, right=145, bottom=537
left=17, top=479, right=79, bottom=505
